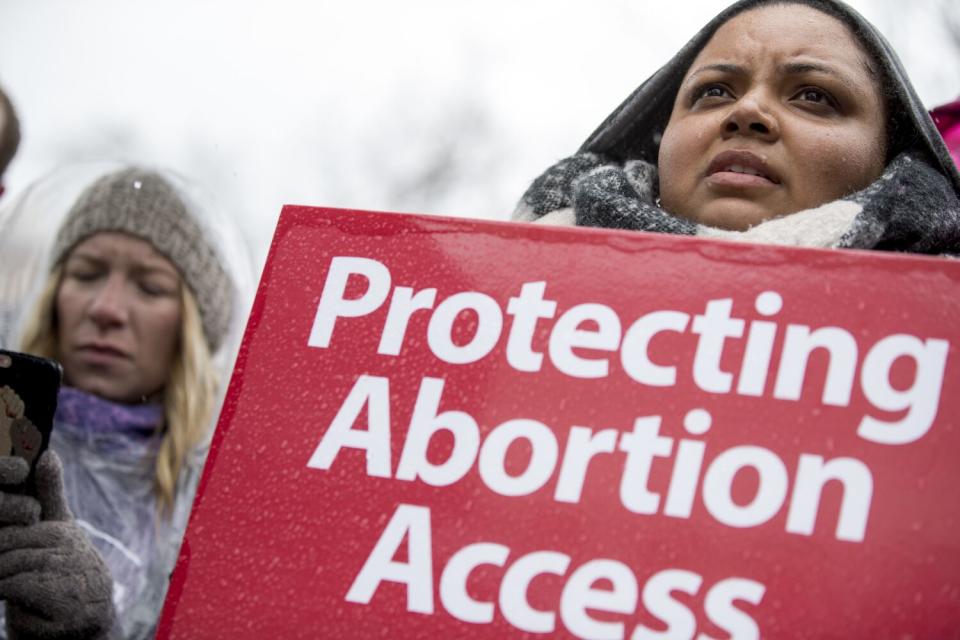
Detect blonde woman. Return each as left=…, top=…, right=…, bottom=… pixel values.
left=4, top=167, right=246, bottom=639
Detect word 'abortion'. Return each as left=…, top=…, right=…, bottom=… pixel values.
left=309, top=377, right=872, bottom=542
left=308, top=256, right=949, bottom=446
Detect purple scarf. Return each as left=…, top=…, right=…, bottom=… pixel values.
left=55, top=386, right=163, bottom=438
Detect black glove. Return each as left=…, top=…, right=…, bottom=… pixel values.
left=0, top=452, right=115, bottom=640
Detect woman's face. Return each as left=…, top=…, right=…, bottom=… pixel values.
left=657, top=4, right=887, bottom=231
left=56, top=232, right=183, bottom=403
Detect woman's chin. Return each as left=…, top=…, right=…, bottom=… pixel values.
left=68, top=377, right=142, bottom=405
left=680, top=200, right=786, bottom=232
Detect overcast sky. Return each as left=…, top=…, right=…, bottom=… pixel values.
left=1, top=0, right=956, bottom=268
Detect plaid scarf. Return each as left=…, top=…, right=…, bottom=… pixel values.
left=513, top=151, right=960, bottom=255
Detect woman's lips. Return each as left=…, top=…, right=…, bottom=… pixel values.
left=75, top=344, right=129, bottom=365
left=707, top=171, right=778, bottom=188
left=706, top=150, right=781, bottom=189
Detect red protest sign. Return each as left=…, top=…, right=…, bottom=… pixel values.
left=158, top=206, right=960, bottom=639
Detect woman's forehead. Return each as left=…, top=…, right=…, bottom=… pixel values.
left=67, top=231, right=179, bottom=274
left=689, top=4, right=876, bottom=83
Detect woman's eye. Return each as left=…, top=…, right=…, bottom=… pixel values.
left=66, top=269, right=101, bottom=282
left=691, top=84, right=732, bottom=105
left=138, top=280, right=176, bottom=297
left=138, top=283, right=164, bottom=297
left=793, top=87, right=838, bottom=110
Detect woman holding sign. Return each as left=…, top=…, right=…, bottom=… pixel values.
left=0, top=165, right=251, bottom=639
left=514, top=0, right=960, bottom=253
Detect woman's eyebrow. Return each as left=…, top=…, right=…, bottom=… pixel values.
left=686, top=61, right=858, bottom=84
left=66, top=252, right=178, bottom=279
left=685, top=62, right=747, bottom=82
left=780, top=61, right=849, bottom=81
left=64, top=252, right=104, bottom=266
left=133, top=265, right=180, bottom=281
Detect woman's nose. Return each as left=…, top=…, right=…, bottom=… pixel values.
left=721, top=93, right=780, bottom=141
left=87, top=276, right=129, bottom=327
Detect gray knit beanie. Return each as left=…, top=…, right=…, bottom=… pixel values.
left=50, top=167, right=233, bottom=352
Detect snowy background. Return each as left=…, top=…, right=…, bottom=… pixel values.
left=1, top=0, right=957, bottom=269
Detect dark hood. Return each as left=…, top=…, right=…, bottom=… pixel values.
left=578, top=0, right=960, bottom=199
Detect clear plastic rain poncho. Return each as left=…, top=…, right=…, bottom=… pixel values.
left=0, top=161, right=256, bottom=639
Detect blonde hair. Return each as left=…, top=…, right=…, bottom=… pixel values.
left=20, top=266, right=218, bottom=515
